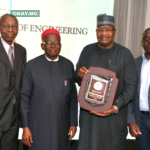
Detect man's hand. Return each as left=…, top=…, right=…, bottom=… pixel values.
left=78, top=67, right=89, bottom=79
left=129, top=123, right=142, bottom=137
left=22, top=127, right=33, bottom=147
left=68, top=126, right=77, bottom=140
left=90, top=106, right=117, bottom=117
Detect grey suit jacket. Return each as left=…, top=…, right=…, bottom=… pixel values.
left=0, top=39, right=26, bottom=131
left=128, top=56, right=150, bottom=127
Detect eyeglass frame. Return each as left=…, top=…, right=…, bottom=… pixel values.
left=42, top=41, right=61, bottom=47
left=96, top=28, right=115, bottom=34
left=143, top=36, right=150, bottom=42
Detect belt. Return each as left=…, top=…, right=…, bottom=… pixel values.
left=141, top=111, right=150, bottom=115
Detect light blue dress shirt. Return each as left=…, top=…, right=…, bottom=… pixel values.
left=140, top=53, right=150, bottom=111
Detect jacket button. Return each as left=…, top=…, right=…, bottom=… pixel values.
left=12, top=99, right=16, bottom=104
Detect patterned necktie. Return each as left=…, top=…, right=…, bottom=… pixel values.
left=8, top=46, right=14, bottom=68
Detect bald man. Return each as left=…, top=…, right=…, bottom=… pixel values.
left=0, top=14, right=26, bottom=150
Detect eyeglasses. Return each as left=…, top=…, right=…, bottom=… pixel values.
left=143, top=36, right=150, bottom=42
left=0, top=24, right=18, bottom=30
left=96, top=28, right=115, bottom=33
left=42, top=41, right=61, bottom=47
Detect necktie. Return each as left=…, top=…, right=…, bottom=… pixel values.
left=8, top=46, right=14, bottom=68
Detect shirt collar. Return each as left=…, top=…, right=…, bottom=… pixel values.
left=1, top=37, right=14, bottom=54
left=142, top=53, right=150, bottom=62
left=142, top=53, right=146, bottom=60
left=45, top=55, right=59, bottom=61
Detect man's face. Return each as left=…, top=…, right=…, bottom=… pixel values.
left=142, top=29, right=150, bottom=55
left=41, top=34, right=61, bottom=60
left=0, top=15, right=18, bottom=45
left=96, top=25, right=116, bottom=49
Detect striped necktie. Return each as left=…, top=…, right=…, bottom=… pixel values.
left=8, top=46, right=14, bottom=68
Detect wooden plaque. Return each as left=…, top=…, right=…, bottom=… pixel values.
left=78, top=67, right=119, bottom=113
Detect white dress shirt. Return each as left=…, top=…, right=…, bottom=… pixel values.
left=140, top=53, right=150, bottom=111
left=1, top=37, right=14, bottom=57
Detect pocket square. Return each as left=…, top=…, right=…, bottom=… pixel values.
left=64, top=80, right=67, bottom=86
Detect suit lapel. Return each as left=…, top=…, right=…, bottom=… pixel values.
left=0, top=39, right=13, bottom=71
left=137, top=56, right=143, bottom=94
left=149, top=86, right=150, bottom=112
left=14, top=43, right=19, bottom=73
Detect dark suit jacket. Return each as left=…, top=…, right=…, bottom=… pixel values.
left=0, top=39, right=26, bottom=132
left=127, top=56, right=150, bottom=127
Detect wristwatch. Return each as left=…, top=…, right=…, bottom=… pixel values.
left=113, top=105, right=119, bottom=114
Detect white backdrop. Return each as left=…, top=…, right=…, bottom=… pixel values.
left=1, top=0, right=134, bottom=140
left=12, top=0, right=114, bottom=64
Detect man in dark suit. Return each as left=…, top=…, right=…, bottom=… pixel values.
left=0, top=14, right=26, bottom=150
left=128, top=28, right=150, bottom=150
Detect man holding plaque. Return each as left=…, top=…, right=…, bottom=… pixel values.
left=74, top=14, right=137, bottom=150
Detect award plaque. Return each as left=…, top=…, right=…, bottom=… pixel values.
left=78, top=67, right=119, bottom=113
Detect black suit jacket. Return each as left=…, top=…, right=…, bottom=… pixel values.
left=0, top=39, right=26, bottom=132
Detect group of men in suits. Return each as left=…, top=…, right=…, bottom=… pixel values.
left=0, top=12, right=150, bottom=150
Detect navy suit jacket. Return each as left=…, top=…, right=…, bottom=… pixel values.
left=128, top=56, right=150, bottom=126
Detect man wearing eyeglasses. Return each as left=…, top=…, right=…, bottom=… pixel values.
left=0, top=14, right=26, bottom=150
left=128, top=28, right=150, bottom=150
left=20, top=29, right=77, bottom=150
left=74, top=14, right=137, bottom=150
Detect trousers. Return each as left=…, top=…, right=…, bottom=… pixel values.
left=136, top=112, right=150, bottom=150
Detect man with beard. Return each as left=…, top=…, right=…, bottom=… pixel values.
left=0, top=14, right=26, bottom=150
left=20, top=29, right=77, bottom=150
left=74, top=14, right=137, bottom=150
left=128, top=28, right=150, bottom=150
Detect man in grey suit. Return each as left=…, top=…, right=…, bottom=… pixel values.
left=128, top=28, right=150, bottom=150
left=0, top=14, right=26, bottom=150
